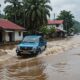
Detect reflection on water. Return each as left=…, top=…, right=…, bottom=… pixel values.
left=54, top=62, right=68, bottom=73
left=0, top=58, right=47, bottom=80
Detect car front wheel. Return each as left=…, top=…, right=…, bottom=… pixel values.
left=17, top=52, right=21, bottom=56
left=37, top=48, right=41, bottom=54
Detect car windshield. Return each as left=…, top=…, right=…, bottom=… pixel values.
left=22, top=36, right=39, bottom=43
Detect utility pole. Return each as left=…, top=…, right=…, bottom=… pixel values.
left=54, top=13, right=55, bottom=20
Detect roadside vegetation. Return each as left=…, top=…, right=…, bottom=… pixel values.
left=73, top=20, right=80, bottom=34
left=0, top=0, right=80, bottom=37
left=4, top=0, right=52, bottom=33
left=39, top=26, right=56, bottom=38
left=57, top=10, right=74, bottom=35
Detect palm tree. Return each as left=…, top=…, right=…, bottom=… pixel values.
left=4, top=0, right=22, bottom=23
left=23, top=0, right=52, bottom=33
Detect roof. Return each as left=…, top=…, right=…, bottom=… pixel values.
left=48, top=20, right=64, bottom=25
left=0, top=19, right=25, bottom=30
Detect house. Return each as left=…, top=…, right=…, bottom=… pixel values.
left=48, top=20, right=66, bottom=37
left=0, top=19, right=25, bottom=42
left=48, top=20, right=64, bottom=31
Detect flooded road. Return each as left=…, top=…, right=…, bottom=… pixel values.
left=0, top=35, right=80, bottom=80
left=1, top=47, right=80, bottom=80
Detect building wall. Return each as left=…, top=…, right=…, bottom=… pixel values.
left=14, top=31, right=23, bottom=41
left=3, top=31, right=23, bottom=42
left=56, top=24, right=64, bottom=31
left=4, top=32, right=14, bottom=42
left=5, top=32, right=9, bottom=42
left=47, top=24, right=64, bottom=31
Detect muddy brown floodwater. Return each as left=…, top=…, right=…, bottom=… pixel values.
left=1, top=47, right=80, bottom=80
left=0, top=35, right=80, bottom=80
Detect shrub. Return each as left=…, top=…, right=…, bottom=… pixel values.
left=40, top=26, right=56, bottom=38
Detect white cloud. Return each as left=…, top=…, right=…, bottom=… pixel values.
left=50, top=0, right=80, bottom=21
left=0, top=1, right=4, bottom=12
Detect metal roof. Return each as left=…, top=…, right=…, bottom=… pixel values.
left=0, top=19, right=25, bottom=30
left=48, top=20, right=64, bottom=25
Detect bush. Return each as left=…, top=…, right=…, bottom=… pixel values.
left=49, top=27, right=56, bottom=34
left=40, top=26, right=49, bottom=35
left=40, top=26, right=56, bottom=38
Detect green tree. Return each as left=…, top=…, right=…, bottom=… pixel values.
left=57, top=10, right=74, bottom=35
left=4, top=0, right=52, bottom=32
left=4, top=0, right=24, bottom=26
left=23, top=0, right=52, bottom=33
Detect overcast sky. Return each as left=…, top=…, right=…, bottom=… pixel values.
left=0, top=0, right=80, bottom=21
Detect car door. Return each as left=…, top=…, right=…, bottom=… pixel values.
left=39, top=37, right=45, bottom=51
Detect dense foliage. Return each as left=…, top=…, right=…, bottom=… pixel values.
left=57, top=10, right=74, bottom=35
left=73, top=20, right=80, bottom=33
left=24, top=0, right=52, bottom=32
left=40, top=26, right=56, bottom=38
left=4, top=0, right=24, bottom=26
left=4, top=0, right=52, bottom=33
